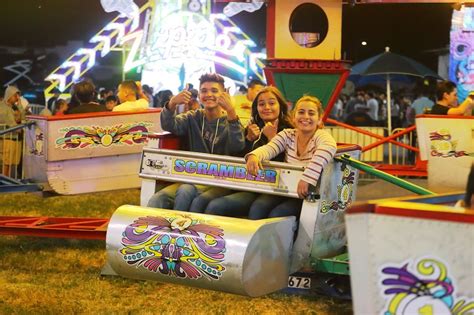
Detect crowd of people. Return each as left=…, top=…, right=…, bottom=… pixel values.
left=0, top=76, right=473, bottom=211
left=329, top=81, right=474, bottom=129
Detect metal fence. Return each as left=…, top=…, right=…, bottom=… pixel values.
left=28, top=104, right=46, bottom=115
left=325, top=121, right=420, bottom=179
left=0, top=124, right=24, bottom=180
left=326, top=126, right=386, bottom=162
left=390, top=127, right=416, bottom=166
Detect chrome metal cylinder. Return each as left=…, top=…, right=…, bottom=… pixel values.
left=105, top=205, right=295, bottom=297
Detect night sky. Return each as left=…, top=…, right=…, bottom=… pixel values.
left=0, top=1, right=454, bottom=71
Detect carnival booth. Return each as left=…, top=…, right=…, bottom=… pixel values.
left=103, top=143, right=361, bottom=297
left=416, top=115, right=474, bottom=191
left=24, top=109, right=162, bottom=194
left=346, top=193, right=474, bottom=314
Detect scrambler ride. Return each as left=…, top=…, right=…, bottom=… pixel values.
left=102, top=135, right=362, bottom=297
left=2, top=0, right=472, bottom=308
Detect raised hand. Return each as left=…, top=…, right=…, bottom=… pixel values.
left=246, top=124, right=261, bottom=141
left=261, top=120, right=278, bottom=140
left=216, top=89, right=234, bottom=113
left=217, top=88, right=238, bottom=120
left=168, top=90, right=192, bottom=111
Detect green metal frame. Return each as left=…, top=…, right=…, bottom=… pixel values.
left=312, top=252, right=350, bottom=276
left=335, top=154, right=435, bottom=195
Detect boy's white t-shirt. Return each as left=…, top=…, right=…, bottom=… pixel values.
left=113, top=98, right=149, bottom=112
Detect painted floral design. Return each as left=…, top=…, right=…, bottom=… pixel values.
left=381, top=258, right=473, bottom=314
left=429, top=130, right=472, bottom=158
left=320, top=164, right=355, bottom=214
left=120, top=214, right=226, bottom=280
left=55, top=122, right=151, bottom=149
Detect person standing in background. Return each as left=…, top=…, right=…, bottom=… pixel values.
left=113, top=80, right=149, bottom=112
left=53, top=99, right=69, bottom=116
left=104, top=95, right=118, bottom=111
left=0, top=86, right=22, bottom=176
left=431, top=81, right=473, bottom=116
left=66, top=81, right=106, bottom=114
left=0, top=86, right=20, bottom=128
left=365, top=91, right=379, bottom=123
left=233, top=79, right=265, bottom=125
left=411, top=90, right=434, bottom=115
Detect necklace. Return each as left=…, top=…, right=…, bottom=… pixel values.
left=297, top=132, right=314, bottom=156
left=201, top=114, right=220, bottom=154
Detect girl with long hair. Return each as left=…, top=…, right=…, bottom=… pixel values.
left=192, top=86, right=293, bottom=216
left=246, top=95, right=337, bottom=219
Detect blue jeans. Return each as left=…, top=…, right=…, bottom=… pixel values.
left=204, top=192, right=258, bottom=217
left=248, top=194, right=303, bottom=220
left=189, top=187, right=233, bottom=213
left=147, top=183, right=209, bottom=211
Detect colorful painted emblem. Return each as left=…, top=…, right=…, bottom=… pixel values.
left=55, top=122, right=152, bottom=149
left=120, top=214, right=226, bottom=280
left=381, top=257, right=474, bottom=315
left=320, top=164, right=355, bottom=214
left=429, top=130, right=473, bottom=158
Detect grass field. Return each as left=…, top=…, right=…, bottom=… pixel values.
left=0, top=189, right=352, bottom=314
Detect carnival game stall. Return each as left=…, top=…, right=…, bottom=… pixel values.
left=416, top=115, right=474, bottom=191
left=24, top=109, right=162, bottom=194
left=346, top=193, right=474, bottom=314
left=102, top=143, right=361, bottom=296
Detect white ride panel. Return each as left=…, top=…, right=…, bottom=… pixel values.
left=346, top=200, right=474, bottom=315
left=24, top=110, right=162, bottom=194
left=416, top=115, right=474, bottom=191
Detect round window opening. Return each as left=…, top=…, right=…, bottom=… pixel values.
left=289, top=3, right=329, bottom=48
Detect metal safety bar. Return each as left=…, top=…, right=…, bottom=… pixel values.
left=335, top=154, right=434, bottom=195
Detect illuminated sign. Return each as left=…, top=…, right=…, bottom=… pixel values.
left=450, top=7, right=474, bottom=102
left=44, top=2, right=152, bottom=96
left=44, top=1, right=266, bottom=98
left=140, top=8, right=266, bottom=93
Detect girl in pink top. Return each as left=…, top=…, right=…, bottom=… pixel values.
left=246, top=95, right=337, bottom=218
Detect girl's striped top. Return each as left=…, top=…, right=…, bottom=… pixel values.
left=247, top=128, right=337, bottom=186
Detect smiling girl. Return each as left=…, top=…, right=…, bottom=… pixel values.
left=246, top=95, right=337, bottom=219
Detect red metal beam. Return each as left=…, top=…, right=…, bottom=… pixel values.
left=362, top=125, right=418, bottom=153
left=0, top=216, right=108, bottom=240
left=369, top=164, right=427, bottom=177
left=322, top=70, right=350, bottom=122
left=326, top=118, right=418, bottom=152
